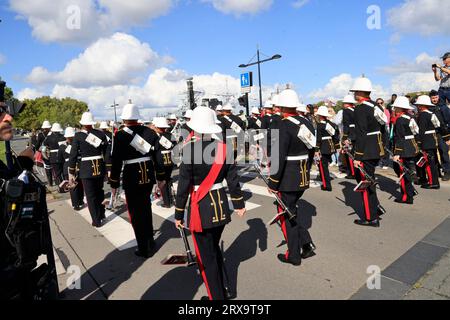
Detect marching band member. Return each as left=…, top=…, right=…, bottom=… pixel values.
left=415, top=95, right=446, bottom=189
left=57, top=127, right=85, bottom=210
left=153, top=117, right=176, bottom=208
left=109, top=103, right=164, bottom=258
left=315, top=106, right=340, bottom=192
left=391, top=97, right=419, bottom=204
left=175, top=106, right=246, bottom=300
left=68, top=112, right=108, bottom=228
left=350, top=77, right=386, bottom=228
left=44, top=123, right=66, bottom=189
left=341, top=95, right=357, bottom=179
left=267, top=88, right=316, bottom=266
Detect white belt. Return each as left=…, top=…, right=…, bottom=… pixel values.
left=349, top=125, right=355, bottom=128
left=161, top=150, right=172, bottom=155
left=194, top=182, right=223, bottom=192
left=425, top=130, right=436, bottom=135
left=322, top=136, right=332, bottom=140
left=367, top=131, right=381, bottom=136
left=50, top=150, right=59, bottom=153
left=227, top=135, right=237, bottom=139
left=81, top=156, right=103, bottom=161
left=405, top=135, right=415, bottom=140
left=287, top=155, right=309, bottom=161
left=123, top=157, right=151, bottom=165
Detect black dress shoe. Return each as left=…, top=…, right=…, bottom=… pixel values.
left=354, top=219, right=380, bottom=228
left=345, top=175, right=355, bottom=180
left=277, top=254, right=301, bottom=266
left=92, top=221, right=102, bottom=228
left=200, top=296, right=210, bottom=301
left=442, top=173, right=450, bottom=181
left=421, top=184, right=440, bottom=190
left=301, top=243, right=317, bottom=259
left=321, top=186, right=332, bottom=192
left=394, top=198, right=413, bottom=205
left=134, top=249, right=150, bottom=259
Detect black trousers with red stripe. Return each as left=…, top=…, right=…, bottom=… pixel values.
left=160, top=167, right=174, bottom=207
left=278, top=191, right=312, bottom=263
left=393, top=158, right=415, bottom=202
left=355, top=160, right=380, bottom=222
left=417, top=150, right=440, bottom=186
left=82, top=178, right=105, bottom=225
left=192, top=225, right=226, bottom=300
left=344, top=153, right=355, bottom=177
left=125, top=184, right=154, bottom=254
left=319, top=155, right=332, bottom=190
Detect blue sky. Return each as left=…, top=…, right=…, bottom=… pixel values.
left=0, top=0, right=449, bottom=117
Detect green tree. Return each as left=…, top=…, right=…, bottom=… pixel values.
left=14, top=96, right=89, bottom=130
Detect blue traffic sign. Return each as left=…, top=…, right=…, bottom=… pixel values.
left=240, top=72, right=253, bottom=88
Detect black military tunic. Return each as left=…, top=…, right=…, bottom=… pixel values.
left=103, top=130, right=113, bottom=175
left=342, top=107, right=356, bottom=177
left=316, top=120, right=340, bottom=191
left=247, top=115, right=262, bottom=130
left=392, top=114, right=419, bottom=203
left=353, top=99, right=384, bottom=222
left=260, top=113, right=273, bottom=161
left=57, top=141, right=84, bottom=209
left=268, top=113, right=283, bottom=161
left=68, top=129, right=108, bottom=226
left=417, top=109, right=441, bottom=187
left=44, top=132, right=66, bottom=187
left=110, top=125, right=163, bottom=255
left=155, top=131, right=176, bottom=207
left=267, top=114, right=315, bottom=264
left=175, top=137, right=244, bottom=300
left=219, top=114, right=245, bottom=160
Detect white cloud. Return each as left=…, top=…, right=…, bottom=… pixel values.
left=0, top=54, right=6, bottom=65
left=377, top=52, right=440, bottom=94
left=378, top=52, right=438, bottom=75
left=292, top=0, right=309, bottom=9
left=202, top=0, right=273, bottom=16
left=308, top=73, right=389, bottom=101
left=17, top=88, right=45, bottom=100
left=9, top=0, right=173, bottom=43
left=388, top=0, right=450, bottom=37
left=390, top=72, right=438, bottom=95
left=25, top=33, right=173, bottom=87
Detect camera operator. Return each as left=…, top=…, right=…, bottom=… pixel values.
left=0, top=81, right=56, bottom=300
left=433, top=52, right=450, bottom=103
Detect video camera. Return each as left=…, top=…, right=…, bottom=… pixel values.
left=0, top=79, right=27, bottom=116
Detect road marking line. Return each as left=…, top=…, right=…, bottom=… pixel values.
left=67, top=200, right=137, bottom=251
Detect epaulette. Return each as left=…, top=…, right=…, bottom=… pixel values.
left=362, top=101, right=375, bottom=108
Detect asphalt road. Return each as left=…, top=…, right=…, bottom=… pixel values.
left=11, top=137, right=450, bottom=300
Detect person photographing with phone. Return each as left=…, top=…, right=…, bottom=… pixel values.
left=433, top=52, right=450, bottom=104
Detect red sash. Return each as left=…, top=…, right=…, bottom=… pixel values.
left=189, top=141, right=227, bottom=233
left=183, top=131, right=195, bottom=146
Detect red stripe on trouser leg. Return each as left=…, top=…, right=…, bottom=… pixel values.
left=349, top=156, right=355, bottom=176
left=426, top=164, right=433, bottom=185
left=400, top=160, right=407, bottom=202
left=360, top=165, right=371, bottom=221
left=279, top=215, right=289, bottom=259
left=191, top=233, right=213, bottom=300
left=319, top=160, right=327, bottom=188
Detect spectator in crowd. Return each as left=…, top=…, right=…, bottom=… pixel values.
left=387, top=94, right=397, bottom=114
left=430, top=90, right=450, bottom=181
left=433, top=52, right=450, bottom=104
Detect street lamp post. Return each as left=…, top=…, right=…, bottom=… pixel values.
left=239, top=49, right=282, bottom=109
